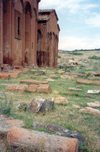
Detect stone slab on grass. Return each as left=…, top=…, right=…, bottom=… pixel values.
left=54, top=96, right=68, bottom=104
left=6, top=84, right=28, bottom=92
left=76, top=79, right=100, bottom=85
left=87, top=90, right=100, bottom=94
left=33, top=121, right=84, bottom=144
left=0, top=73, right=10, bottom=80
left=79, top=107, right=100, bottom=116
left=20, top=79, right=48, bottom=85
left=37, top=84, right=51, bottom=93
left=6, top=84, right=51, bottom=93
left=87, top=101, right=100, bottom=108
left=0, top=115, right=24, bottom=135
left=7, top=126, right=78, bottom=152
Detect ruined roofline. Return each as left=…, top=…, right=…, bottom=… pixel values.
left=39, top=9, right=59, bottom=21
left=38, top=16, right=49, bottom=22
left=57, top=24, right=60, bottom=31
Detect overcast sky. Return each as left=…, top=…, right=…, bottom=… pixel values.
left=39, top=0, right=100, bottom=50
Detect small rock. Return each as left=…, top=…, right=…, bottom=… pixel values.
left=54, top=96, right=68, bottom=104
left=79, top=107, right=100, bottom=116
left=16, top=103, right=27, bottom=111
left=87, top=101, right=100, bottom=108
left=27, top=98, right=54, bottom=113
left=87, top=90, right=100, bottom=94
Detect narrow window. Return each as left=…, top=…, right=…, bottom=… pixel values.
left=17, top=16, right=20, bottom=35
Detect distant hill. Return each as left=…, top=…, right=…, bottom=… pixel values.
left=59, top=48, right=100, bottom=52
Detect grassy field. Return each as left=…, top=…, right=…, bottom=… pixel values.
left=0, top=50, right=100, bottom=152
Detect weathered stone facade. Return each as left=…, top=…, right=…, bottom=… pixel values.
left=37, top=9, right=60, bottom=67
left=0, top=0, right=40, bottom=68
left=0, top=1, right=60, bottom=69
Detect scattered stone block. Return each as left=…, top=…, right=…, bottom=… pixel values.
left=0, top=115, right=24, bottom=135
left=0, top=73, right=10, bottom=80
left=87, top=90, right=100, bottom=94
left=76, top=79, right=100, bottom=85
left=9, top=72, right=20, bottom=78
left=20, top=79, right=48, bottom=85
left=58, top=70, right=65, bottom=74
left=73, top=105, right=80, bottom=109
left=54, top=96, right=68, bottom=104
left=6, top=83, right=51, bottom=94
left=27, top=98, right=54, bottom=113
left=33, top=121, right=84, bottom=144
left=65, top=92, right=78, bottom=96
left=6, top=84, right=28, bottom=92
left=37, top=84, right=51, bottom=93
left=68, top=88, right=82, bottom=91
left=79, top=107, right=100, bottom=116
left=28, top=84, right=38, bottom=92
left=87, top=101, right=100, bottom=108
left=7, top=126, right=78, bottom=152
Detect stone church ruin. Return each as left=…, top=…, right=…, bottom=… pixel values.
left=0, top=0, right=60, bottom=70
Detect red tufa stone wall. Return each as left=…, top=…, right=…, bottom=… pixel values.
left=0, top=0, right=3, bottom=67
left=37, top=10, right=60, bottom=68
left=0, top=0, right=40, bottom=68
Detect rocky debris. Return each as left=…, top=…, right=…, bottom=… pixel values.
left=69, top=60, right=78, bottom=65
left=6, top=84, right=51, bottom=93
left=16, top=103, right=27, bottom=111
left=0, top=73, right=10, bottom=80
left=68, top=88, right=82, bottom=91
left=20, top=79, right=48, bottom=85
left=50, top=75, right=59, bottom=79
left=33, top=121, right=84, bottom=144
left=79, top=107, right=100, bottom=116
left=8, top=72, right=20, bottom=78
left=87, top=101, right=100, bottom=107
left=54, top=96, right=68, bottom=104
left=7, top=126, right=78, bottom=152
left=73, top=105, right=80, bottom=109
left=35, top=70, right=46, bottom=76
left=27, top=98, right=54, bottom=113
left=47, top=78, right=55, bottom=82
left=37, top=84, right=51, bottom=93
left=28, top=84, right=38, bottom=92
left=6, top=84, right=28, bottom=92
left=76, top=79, right=100, bottom=85
left=0, top=115, right=24, bottom=135
left=87, top=90, right=100, bottom=94
left=58, top=70, right=65, bottom=74
left=61, top=75, right=75, bottom=80
left=65, top=92, right=78, bottom=96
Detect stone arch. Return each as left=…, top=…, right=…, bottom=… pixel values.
left=24, top=1, right=32, bottom=65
